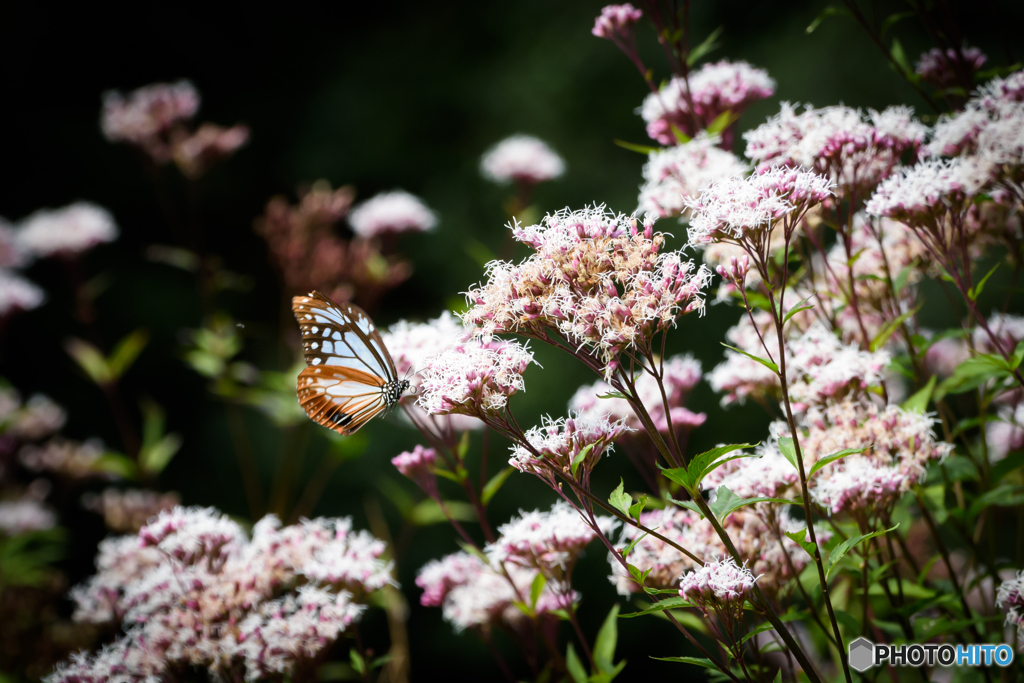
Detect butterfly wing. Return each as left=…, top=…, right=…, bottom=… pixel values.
left=292, top=292, right=400, bottom=435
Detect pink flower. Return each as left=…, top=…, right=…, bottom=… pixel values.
left=997, top=570, right=1024, bottom=637
left=17, top=202, right=118, bottom=258
left=348, top=190, right=438, bottom=238
left=480, top=135, right=565, bottom=185
left=865, top=157, right=991, bottom=225
left=915, top=45, right=987, bottom=90
left=0, top=269, right=44, bottom=319
left=638, top=134, right=748, bottom=218
left=416, top=338, right=536, bottom=418
left=101, top=80, right=200, bottom=160
left=392, top=444, right=439, bottom=494
left=510, top=413, right=631, bottom=477
left=485, top=501, right=614, bottom=571
left=172, top=123, right=249, bottom=179
left=592, top=4, right=643, bottom=41
left=679, top=558, right=757, bottom=605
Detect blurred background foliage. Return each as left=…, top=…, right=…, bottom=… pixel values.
left=2, top=0, right=1022, bottom=679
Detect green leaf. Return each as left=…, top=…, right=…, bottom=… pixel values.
left=463, top=238, right=495, bottom=267
left=669, top=125, right=692, bottom=145
left=628, top=494, right=648, bottom=520
left=826, top=524, right=899, bottom=581
left=609, top=479, right=633, bottom=517
left=565, top=644, right=588, bottom=683
left=650, top=656, right=718, bottom=669
left=936, top=355, right=1012, bottom=400
left=778, top=437, right=798, bottom=470
left=65, top=338, right=112, bottom=385
left=720, top=342, right=779, bottom=373
left=661, top=443, right=756, bottom=492
left=966, top=484, right=1024, bottom=519
left=92, top=452, right=139, bottom=480
left=455, top=431, right=471, bottom=461
left=408, top=499, right=476, bottom=526
left=613, top=139, right=662, bottom=155
left=893, top=264, right=914, bottom=294
left=529, top=572, right=547, bottom=608
left=621, top=529, right=651, bottom=559
left=571, top=443, right=596, bottom=478
left=784, top=529, right=817, bottom=558
left=782, top=294, right=816, bottom=326
left=808, top=447, right=868, bottom=479
left=991, top=451, right=1024, bottom=484
left=620, top=596, right=692, bottom=618
left=594, top=604, right=620, bottom=673
left=708, top=486, right=792, bottom=521
left=481, top=466, right=514, bottom=505
left=880, top=11, right=914, bottom=37
left=669, top=498, right=703, bottom=516
left=705, top=110, right=739, bottom=135
left=107, top=329, right=149, bottom=379
left=687, top=26, right=723, bottom=66
left=870, top=304, right=920, bottom=352
left=138, top=400, right=182, bottom=475
left=834, top=609, right=861, bottom=635
left=901, top=375, right=936, bottom=414
left=890, top=38, right=911, bottom=74
left=806, top=5, right=849, bottom=33
left=967, top=263, right=999, bottom=302
left=598, top=391, right=629, bottom=400
left=349, top=649, right=366, bottom=675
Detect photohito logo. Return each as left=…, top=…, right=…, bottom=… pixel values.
left=848, top=638, right=1015, bottom=671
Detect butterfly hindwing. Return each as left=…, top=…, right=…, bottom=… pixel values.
left=292, top=291, right=405, bottom=436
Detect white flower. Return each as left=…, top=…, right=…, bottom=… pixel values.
left=480, top=135, right=565, bottom=185
left=486, top=500, right=614, bottom=570
left=416, top=338, right=536, bottom=417
left=17, top=202, right=118, bottom=258
left=0, top=268, right=44, bottom=318
left=0, top=497, right=57, bottom=535
left=348, top=190, right=438, bottom=238
left=638, top=135, right=748, bottom=218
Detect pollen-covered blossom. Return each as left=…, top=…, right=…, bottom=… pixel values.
left=101, top=80, right=200, bottom=159
left=17, top=203, right=118, bottom=258
left=416, top=550, right=577, bottom=632
left=81, top=488, right=181, bottom=533
left=685, top=166, right=834, bottom=247
left=678, top=559, right=758, bottom=620
left=744, top=103, right=926, bottom=197
left=915, top=45, right=987, bottom=90
left=416, top=338, right=535, bottom=418
left=480, top=135, right=565, bottom=185
left=0, top=497, right=57, bottom=535
left=20, top=439, right=107, bottom=479
left=591, top=4, right=643, bottom=40
left=463, top=207, right=710, bottom=374
left=510, top=413, right=630, bottom=477
left=62, top=507, right=391, bottom=682
left=637, top=135, right=748, bottom=218
left=348, top=190, right=438, bottom=238
left=486, top=501, right=615, bottom=571
left=996, top=570, right=1024, bottom=639
left=569, top=354, right=706, bottom=433
left=865, top=157, right=992, bottom=225
left=640, top=61, right=775, bottom=144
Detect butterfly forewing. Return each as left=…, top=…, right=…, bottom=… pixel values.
left=292, top=292, right=404, bottom=436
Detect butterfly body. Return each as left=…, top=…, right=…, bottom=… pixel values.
left=292, top=291, right=409, bottom=435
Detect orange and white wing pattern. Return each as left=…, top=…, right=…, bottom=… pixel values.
left=292, top=291, right=409, bottom=435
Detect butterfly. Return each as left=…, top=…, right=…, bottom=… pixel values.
left=292, top=291, right=410, bottom=435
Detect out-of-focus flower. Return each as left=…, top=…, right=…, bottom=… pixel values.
left=392, top=444, right=439, bottom=494
left=865, top=157, right=991, bottom=225
left=0, top=497, right=57, bottom=535
left=80, top=488, right=181, bottom=533
left=464, top=207, right=710, bottom=375
left=61, top=507, right=391, bottom=682
left=974, top=313, right=1024, bottom=356
left=0, top=269, right=44, bottom=319
left=383, top=311, right=467, bottom=379
left=925, top=335, right=971, bottom=377
left=569, top=354, right=705, bottom=433
left=101, top=80, right=200, bottom=161
left=987, top=402, right=1024, bottom=462
left=810, top=457, right=914, bottom=515
left=20, top=439, right=107, bottom=479
left=915, top=45, right=987, bottom=90
left=17, top=203, right=118, bottom=259
left=486, top=501, right=615, bottom=571
left=744, top=103, right=926, bottom=198
left=638, top=135, right=748, bottom=218
left=172, top=122, right=250, bottom=179
left=640, top=61, right=775, bottom=144
left=685, top=167, right=834, bottom=247
left=997, top=570, right=1024, bottom=639
left=5, top=394, right=66, bottom=440
left=417, top=338, right=535, bottom=418
left=480, top=135, right=565, bottom=186
left=348, top=190, right=438, bottom=238
left=0, top=219, right=29, bottom=268
left=592, top=4, right=643, bottom=41
left=510, top=413, right=631, bottom=478
left=701, top=444, right=797, bottom=500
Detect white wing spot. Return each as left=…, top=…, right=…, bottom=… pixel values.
left=305, top=314, right=312, bottom=320
left=311, top=326, right=318, bottom=333
left=312, top=358, right=322, bottom=365
left=311, top=342, right=319, bottom=349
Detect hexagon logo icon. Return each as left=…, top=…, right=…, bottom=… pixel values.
left=848, top=638, right=875, bottom=672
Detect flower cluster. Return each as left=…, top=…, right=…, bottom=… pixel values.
left=480, top=135, right=565, bottom=186
left=0, top=497, right=57, bottom=535
left=997, top=570, right=1024, bottom=638
left=20, top=439, right=110, bottom=480
left=486, top=501, right=615, bottom=572
left=569, top=354, right=706, bottom=433
left=348, top=190, right=438, bottom=238
left=391, top=444, right=439, bottom=494
left=640, top=61, right=775, bottom=144
left=16, top=203, right=118, bottom=259
left=81, top=488, right=182, bottom=533
left=678, top=559, right=758, bottom=627
left=416, top=338, right=535, bottom=418
left=102, top=80, right=249, bottom=177
left=915, top=45, right=987, bottom=90
left=744, top=103, right=926, bottom=198
left=637, top=135, right=748, bottom=218
left=1, top=391, right=66, bottom=440
left=685, top=167, right=834, bottom=247
left=865, top=156, right=991, bottom=226
left=463, top=207, right=710, bottom=374
left=509, top=413, right=631, bottom=478
left=57, top=507, right=391, bottom=683
left=591, top=4, right=643, bottom=41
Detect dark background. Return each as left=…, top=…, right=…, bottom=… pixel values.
left=2, top=1, right=1021, bottom=680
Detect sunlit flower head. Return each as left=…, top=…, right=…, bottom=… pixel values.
left=480, top=135, right=566, bottom=185
left=865, top=157, right=992, bottom=225
left=486, top=500, right=614, bottom=571
left=679, top=558, right=757, bottom=606
left=383, top=311, right=467, bottom=379
left=509, top=413, right=631, bottom=477
left=416, top=338, right=536, bottom=418
left=638, top=135, right=748, bottom=218
left=348, top=190, right=438, bottom=238
left=592, top=4, right=643, bottom=41
left=17, top=202, right=118, bottom=258
left=915, top=45, right=987, bottom=90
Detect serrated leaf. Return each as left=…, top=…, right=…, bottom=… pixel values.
left=628, top=494, right=648, bottom=520
left=808, top=447, right=868, bottom=479
left=687, top=26, right=723, bottom=66
left=481, top=466, right=513, bottom=505
left=609, top=479, right=632, bottom=517
left=613, top=139, right=662, bottom=155
left=825, top=524, right=899, bottom=581
left=721, top=342, right=778, bottom=373
left=901, top=375, right=936, bottom=414
left=784, top=529, right=817, bottom=558
left=661, top=443, right=756, bottom=492
left=529, top=572, right=546, bottom=608
left=650, top=656, right=717, bottom=669
left=594, top=604, right=619, bottom=673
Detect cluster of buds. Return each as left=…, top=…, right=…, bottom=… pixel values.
left=678, top=559, right=758, bottom=632
left=915, top=44, right=988, bottom=90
